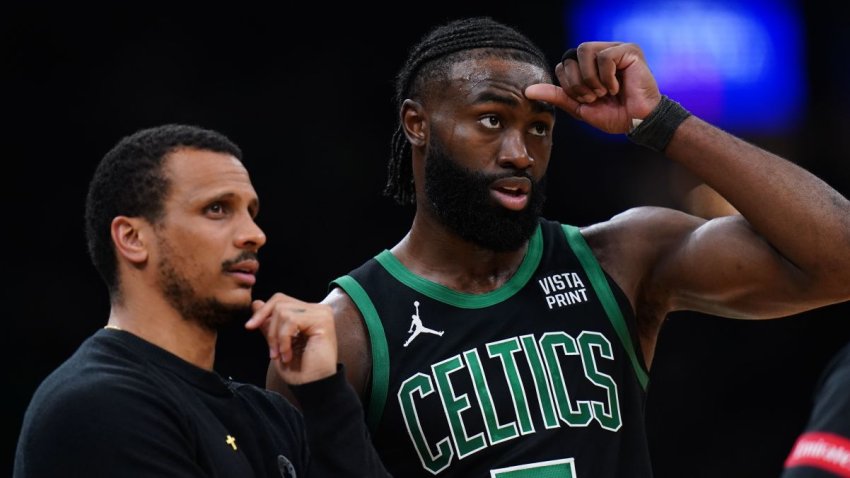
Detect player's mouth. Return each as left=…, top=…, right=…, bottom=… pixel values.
left=490, top=177, right=531, bottom=211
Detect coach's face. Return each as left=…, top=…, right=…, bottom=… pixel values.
left=151, top=148, right=266, bottom=330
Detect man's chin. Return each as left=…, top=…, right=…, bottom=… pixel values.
left=223, top=288, right=254, bottom=307
left=188, top=299, right=253, bottom=331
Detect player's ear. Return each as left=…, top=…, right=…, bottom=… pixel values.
left=401, top=99, right=427, bottom=147
left=111, top=216, right=150, bottom=265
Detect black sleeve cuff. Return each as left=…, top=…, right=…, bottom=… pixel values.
left=288, top=364, right=354, bottom=414
left=289, top=364, right=392, bottom=477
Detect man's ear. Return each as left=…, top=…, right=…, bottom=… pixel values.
left=401, top=99, right=427, bottom=147
left=111, top=216, right=150, bottom=265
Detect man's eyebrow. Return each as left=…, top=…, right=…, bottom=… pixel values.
left=473, top=91, right=556, bottom=115
left=530, top=99, right=556, bottom=115
left=205, top=192, right=236, bottom=204
left=207, top=192, right=239, bottom=203
left=472, top=91, right=519, bottom=107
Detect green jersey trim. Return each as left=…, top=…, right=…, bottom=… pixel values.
left=373, top=225, right=544, bottom=309
left=562, top=225, right=650, bottom=390
left=332, top=275, right=389, bottom=431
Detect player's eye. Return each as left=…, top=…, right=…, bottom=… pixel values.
left=529, top=123, right=549, bottom=137
left=479, top=115, right=501, bottom=129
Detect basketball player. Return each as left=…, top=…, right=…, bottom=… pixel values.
left=265, top=17, right=850, bottom=477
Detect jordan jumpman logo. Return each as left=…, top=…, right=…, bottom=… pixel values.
left=404, top=301, right=444, bottom=347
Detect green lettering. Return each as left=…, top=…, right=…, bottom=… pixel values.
left=540, top=332, right=592, bottom=427
left=464, top=348, right=519, bottom=445
left=520, top=334, right=559, bottom=429
left=487, top=338, right=535, bottom=435
left=398, top=373, right=453, bottom=474
left=433, top=355, right=486, bottom=458
left=578, top=332, right=621, bottom=431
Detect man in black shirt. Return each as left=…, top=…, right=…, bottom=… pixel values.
left=14, top=124, right=390, bottom=477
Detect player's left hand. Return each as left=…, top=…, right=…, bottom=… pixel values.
left=526, top=41, right=662, bottom=134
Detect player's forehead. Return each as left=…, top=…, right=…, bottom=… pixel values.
left=447, top=56, right=549, bottom=85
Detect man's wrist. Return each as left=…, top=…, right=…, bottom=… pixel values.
left=627, top=95, right=691, bottom=152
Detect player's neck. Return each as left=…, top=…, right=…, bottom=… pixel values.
left=393, top=214, right=529, bottom=294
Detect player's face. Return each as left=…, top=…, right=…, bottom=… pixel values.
left=152, top=148, right=265, bottom=330
left=424, top=134, right=546, bottom=251
left=422, top=56, right=554, bottom=251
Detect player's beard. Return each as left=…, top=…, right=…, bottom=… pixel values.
left=156, top=238, right=252, bottom=332
left=424, top=135, right=546, bottom=252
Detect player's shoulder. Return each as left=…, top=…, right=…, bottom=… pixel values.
left=324, top=283, right=363, bottom=321
left=321, top=284, right=368, bottom=344
left=579, top=206, right=701, bottom=248
left=562, top=207, right=704, bottom=285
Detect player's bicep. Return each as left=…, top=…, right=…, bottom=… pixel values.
left=662, top=214, right=814, bottom=318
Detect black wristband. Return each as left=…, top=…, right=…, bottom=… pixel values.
left=627, top=95, right=691, bottom=152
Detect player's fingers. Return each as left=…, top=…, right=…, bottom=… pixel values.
left=595, top=43, right=637, bottom=96
left=595, top=46, right=621, bottom=96
left=525, top=84, right=583, bottom=121
left=556, top=57, right=597, bottom=103
left=574, top=44, right=609, bottom=100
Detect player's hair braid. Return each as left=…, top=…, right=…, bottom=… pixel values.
left=384, top=17, right=549, bottom=205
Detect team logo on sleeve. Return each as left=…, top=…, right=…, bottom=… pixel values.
left=404, top=300, right=444, bottom=347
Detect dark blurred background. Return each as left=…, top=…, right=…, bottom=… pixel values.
left=4, top=2, right=849, bottom=477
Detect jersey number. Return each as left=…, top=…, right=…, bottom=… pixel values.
left=490, top=457, right=577, bottom=477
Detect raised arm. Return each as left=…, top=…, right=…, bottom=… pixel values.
left=526, top=41, right=850, bottom=322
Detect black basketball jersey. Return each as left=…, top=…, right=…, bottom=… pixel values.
left=332, top=219, right=652, bottom=477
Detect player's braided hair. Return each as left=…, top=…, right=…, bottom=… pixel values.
left=385, top=16, right=550, bottom=205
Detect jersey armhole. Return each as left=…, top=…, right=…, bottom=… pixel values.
left=331, top=275, right=390, bottom=432
left=561, top=225, right=650, bottom=390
